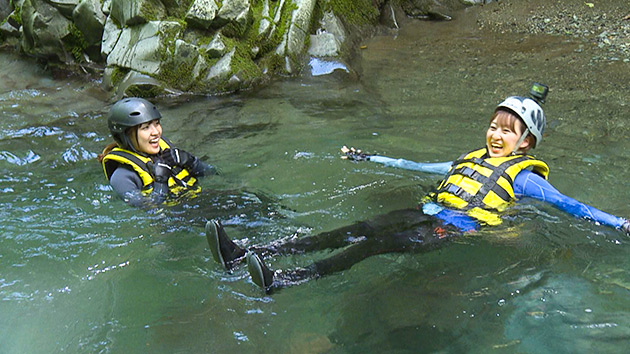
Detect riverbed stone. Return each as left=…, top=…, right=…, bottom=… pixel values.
left=110, top=0, right=166, bottom=27
left=72, top=0, right=106, bottom=46
left=185, top=0, right=218, bottom=30
left=107, top=21, right=182, bottom=75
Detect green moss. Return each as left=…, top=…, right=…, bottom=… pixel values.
left=152, top=23, right=197, bottom=90
left=110, top=66, right=130, bottom=87
left=64, top=23, right=89, bottom=62
left=125, top=84, right=166, bottom=98
left=324, top=0, right=379, bottom=26
left=140, top=0, right=168, bottom=22
left=232, top=43, right=262, bottom=78
left=162, top=0, right=195, bottom=18
left=9, top=1, right=22, bottom=27
left=256, top=0, right=296, bottom=55
left=157, top=58, right=196, bottom=90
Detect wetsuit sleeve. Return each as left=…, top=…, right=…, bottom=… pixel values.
left=109, top=166, right=167, bottom=208
left=513, top=169, right=627, bottom=229
left=367, top=155, right=452, bottom=175
left=189, top=159, right=218, bottom=177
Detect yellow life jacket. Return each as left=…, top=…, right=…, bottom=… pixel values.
left=433, top=148, right=549, bottom=225
left=101, top=138, right=200, bottom=199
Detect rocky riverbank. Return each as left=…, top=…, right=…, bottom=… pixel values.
left=476, top=0, right=630, bottom=62
left=0, top=0, right=627, bottom=98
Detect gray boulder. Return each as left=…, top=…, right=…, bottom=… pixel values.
left=203, top=32, right=227, bottom=58
left=109, top=0, right=166, bottom=26
left=308, top=11, right=346, bottom=57
left=115, top=70, right=167, bottom=98
left=101, top=15, right=121, bottom=58
left=215, top=0, right=251, bottom=37
left=0, top=0, right=12, bottom=21
left=21, top=0, right=74, bottom=62
left=0, top=21, right=19, bottom=37
left=5, top=0, right=499, bottom=97
left=72, top=0, right=106, bottom=46
left=185, top=0, right=218, bottom=30
left=47, top=0, right=79, bottom=18
left=275, top=0, right=317, bottom=72
left=205, top=47, right=235, bottom=83
left=107, top=21, right=183, bottom=75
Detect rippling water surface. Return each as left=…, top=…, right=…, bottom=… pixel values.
left=2, top=14, right=630, bottom=353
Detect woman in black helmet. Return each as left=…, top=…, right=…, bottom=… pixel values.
left=98, top=97, right=216, bottom=208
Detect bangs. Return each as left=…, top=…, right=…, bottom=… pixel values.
left=491, top=109, right=523, bottom=133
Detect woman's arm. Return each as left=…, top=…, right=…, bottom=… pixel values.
left=367, top=156, right=452, bottom=175
left=514, top=170, right=627, bottom=229
left=341, top=146, right=451, bottom=175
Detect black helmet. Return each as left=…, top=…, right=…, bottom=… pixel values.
left=107, top=97, right=162, bottom=151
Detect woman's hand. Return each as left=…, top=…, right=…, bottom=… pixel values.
left=148, top=160, right=172, bottom=183
left=341, top=146, right=371, bottom=161
left=161, top=148, right=198, bottom=169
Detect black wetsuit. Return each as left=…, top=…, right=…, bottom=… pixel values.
left=251, top=208, right=457, bottom=286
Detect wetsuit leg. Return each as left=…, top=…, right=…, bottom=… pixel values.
left=256, top=208, right=432, bottom=255
left=312, top=218, right=453, bottom=276
left=273, top=213, right=457, bottom=287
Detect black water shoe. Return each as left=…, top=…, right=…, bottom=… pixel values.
left=205, top=220, right=246, bottom=270
left=246, top=252, right=274, bottom=291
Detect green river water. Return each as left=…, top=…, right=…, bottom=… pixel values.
left=1, top=14, right=630, bottom=353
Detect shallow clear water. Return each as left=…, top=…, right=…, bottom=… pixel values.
left=2, top=15, right=630, bottom=353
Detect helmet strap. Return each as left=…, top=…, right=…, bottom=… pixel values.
left=511, top=128, right=530, bottom=155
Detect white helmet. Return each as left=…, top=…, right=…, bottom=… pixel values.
left=496, top=96, right=545, bottom=149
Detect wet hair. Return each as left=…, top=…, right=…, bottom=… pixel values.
left=97, top=124, right=141, bottom=163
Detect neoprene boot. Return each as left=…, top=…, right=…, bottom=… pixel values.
left=246, top=252, right=274, bottom=291
left=205, top=220, right=246, bottom=270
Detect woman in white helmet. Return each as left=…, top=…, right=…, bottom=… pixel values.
left=207, top=83, right=630, bottom=292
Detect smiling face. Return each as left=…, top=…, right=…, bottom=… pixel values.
left=486, top=110, right=532, bottom=158
left=129, top=119, right=162, bottom=155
